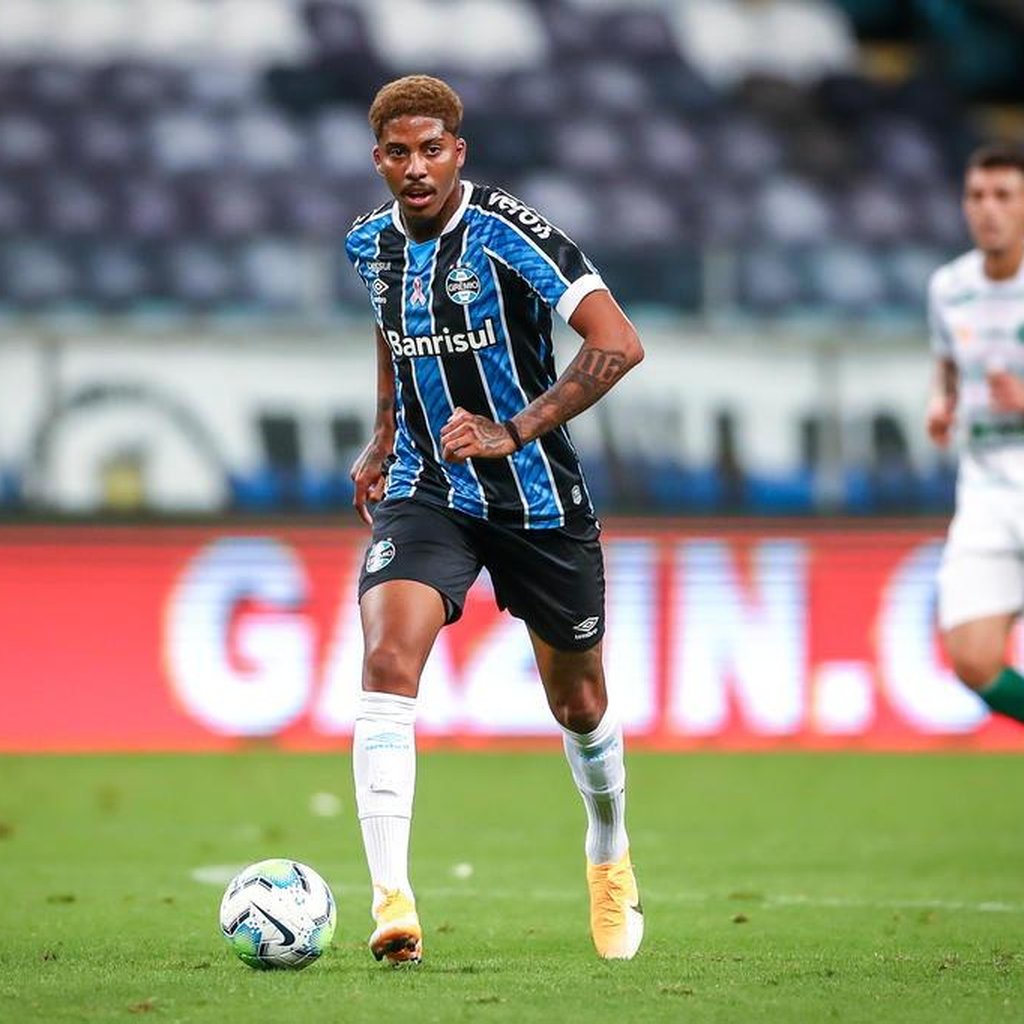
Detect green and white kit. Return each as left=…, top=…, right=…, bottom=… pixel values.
left=929, top=248, right=1024, bottom=630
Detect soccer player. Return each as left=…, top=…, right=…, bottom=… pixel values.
left=926, top=143, right=1024, bottom=723
left=344, top=75, right=644, bottom=965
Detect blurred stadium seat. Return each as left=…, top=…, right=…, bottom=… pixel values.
left=0, top=0, right=992, bottom=320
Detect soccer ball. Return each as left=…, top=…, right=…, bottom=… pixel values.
left=219, top=858, right=336, bottom=970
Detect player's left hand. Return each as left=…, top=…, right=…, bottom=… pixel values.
left=988, top=370, right=1024, bottom=413
left=440, top=407, right=517, bottom=462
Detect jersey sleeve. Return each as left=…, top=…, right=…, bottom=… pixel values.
left=344, top=225, right=366, bottom=267
left=927, top=269, right=954, bottom=357
left=346, top=204, right=392, bottom=268
left=479, top=191, right=606, bottom=322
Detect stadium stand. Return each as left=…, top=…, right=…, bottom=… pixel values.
left=0, top=0, right=1017, bottom=321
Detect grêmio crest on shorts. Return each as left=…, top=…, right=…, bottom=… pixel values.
left=345, top=181, right=607, bottom=530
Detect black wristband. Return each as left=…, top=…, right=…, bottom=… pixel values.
left=503, top=419, right=524, bottom=451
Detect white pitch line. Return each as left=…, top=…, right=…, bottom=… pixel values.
left=763, top=893, right=1022, bottom=914
left=191, top=865, right=244, bottom=886
left=189, top=866, right=1024, bottom=914
left=410, top=888, right=1024, bottom=915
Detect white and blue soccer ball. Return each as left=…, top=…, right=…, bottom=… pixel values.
left=219, top=858, right=336, bottom=970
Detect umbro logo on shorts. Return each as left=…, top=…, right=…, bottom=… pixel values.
left=573, top=615, right=600, bottom=640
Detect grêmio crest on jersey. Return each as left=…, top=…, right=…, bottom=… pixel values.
left=344, top=180, right=607, bottom=529
left=445, top=264, right=482, bottom=305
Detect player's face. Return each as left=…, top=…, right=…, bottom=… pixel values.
left=373, top=116, right=466, bottom=227
left=963, top=166, right=1024, bottom=255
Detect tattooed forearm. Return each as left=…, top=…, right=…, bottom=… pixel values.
left=556, top=347, right=629, bottom=412
left=372, top=398, right=396, bottom=443
left=554, top=351, right=628, bottom=405
left=577, top=349, right=628, bottom=384
left=514, top=346, right=632, bottom=442
left=373, top=326, right=397, bottom=435
left=373, top=382, right=396, bottom=435
left=938, top=358, right=958, bottom=401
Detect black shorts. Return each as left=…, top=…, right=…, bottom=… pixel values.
left=357, top=497, right=605, bottom=651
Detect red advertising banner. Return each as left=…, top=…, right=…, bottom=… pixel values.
left=1, top=522, right=1022, bottom=752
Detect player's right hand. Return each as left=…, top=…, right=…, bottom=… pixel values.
left=925, top=394, right=955, bottom=448
left=350, top=438, right=391, bottom=526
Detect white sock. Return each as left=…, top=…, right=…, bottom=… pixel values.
left=353, top=691, right=417, bottom=905
left=561, top=710, right=629, bottom=865
left=360, top=816, right=411, bottom=898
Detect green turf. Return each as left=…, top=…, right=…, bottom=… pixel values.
left=2, top=752, right=1023, bottom=1023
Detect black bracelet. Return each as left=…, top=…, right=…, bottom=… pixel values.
left=503, top=419, right=524, bottom=451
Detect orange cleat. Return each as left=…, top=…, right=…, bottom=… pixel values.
left=586, top=850, right=644, bottom=960
left=369, top=887, right=422, bottom=966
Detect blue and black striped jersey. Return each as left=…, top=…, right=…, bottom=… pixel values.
left=345, top=181, right=606, bottom=529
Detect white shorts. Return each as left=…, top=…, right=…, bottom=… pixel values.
left=937, top=485, right=1024, bottom=631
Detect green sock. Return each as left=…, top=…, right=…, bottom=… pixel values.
left=979, top=667, right=1024, bottom=724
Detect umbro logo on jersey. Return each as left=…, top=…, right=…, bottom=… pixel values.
left=371, top=278, right=388, bottom=296
left=446, top=265, right=482, bottom=305
left=384, top=318, right=500, bottom=359
left=573, top=615, right=600, bottom=640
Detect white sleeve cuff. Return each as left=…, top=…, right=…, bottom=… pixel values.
left=555, top=273, right=606, bottom=323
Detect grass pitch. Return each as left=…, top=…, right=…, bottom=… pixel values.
left=2, top=751, right=1023, bottom=1023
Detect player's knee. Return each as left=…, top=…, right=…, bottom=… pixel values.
left=949, top=648, right=1003, bottom=691
left=555, top=703, right=603, bottom=734
left=549, top=681, right=607, bottom=733
left=362, top=642, right=420, bottom=696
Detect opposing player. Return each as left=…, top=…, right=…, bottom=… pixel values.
left=344, top=76, right=645, bottom=964
left=926, top=143, right=1024, bottom=722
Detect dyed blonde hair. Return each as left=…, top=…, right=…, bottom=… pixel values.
left=369, top=74, right=463, bottom=140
